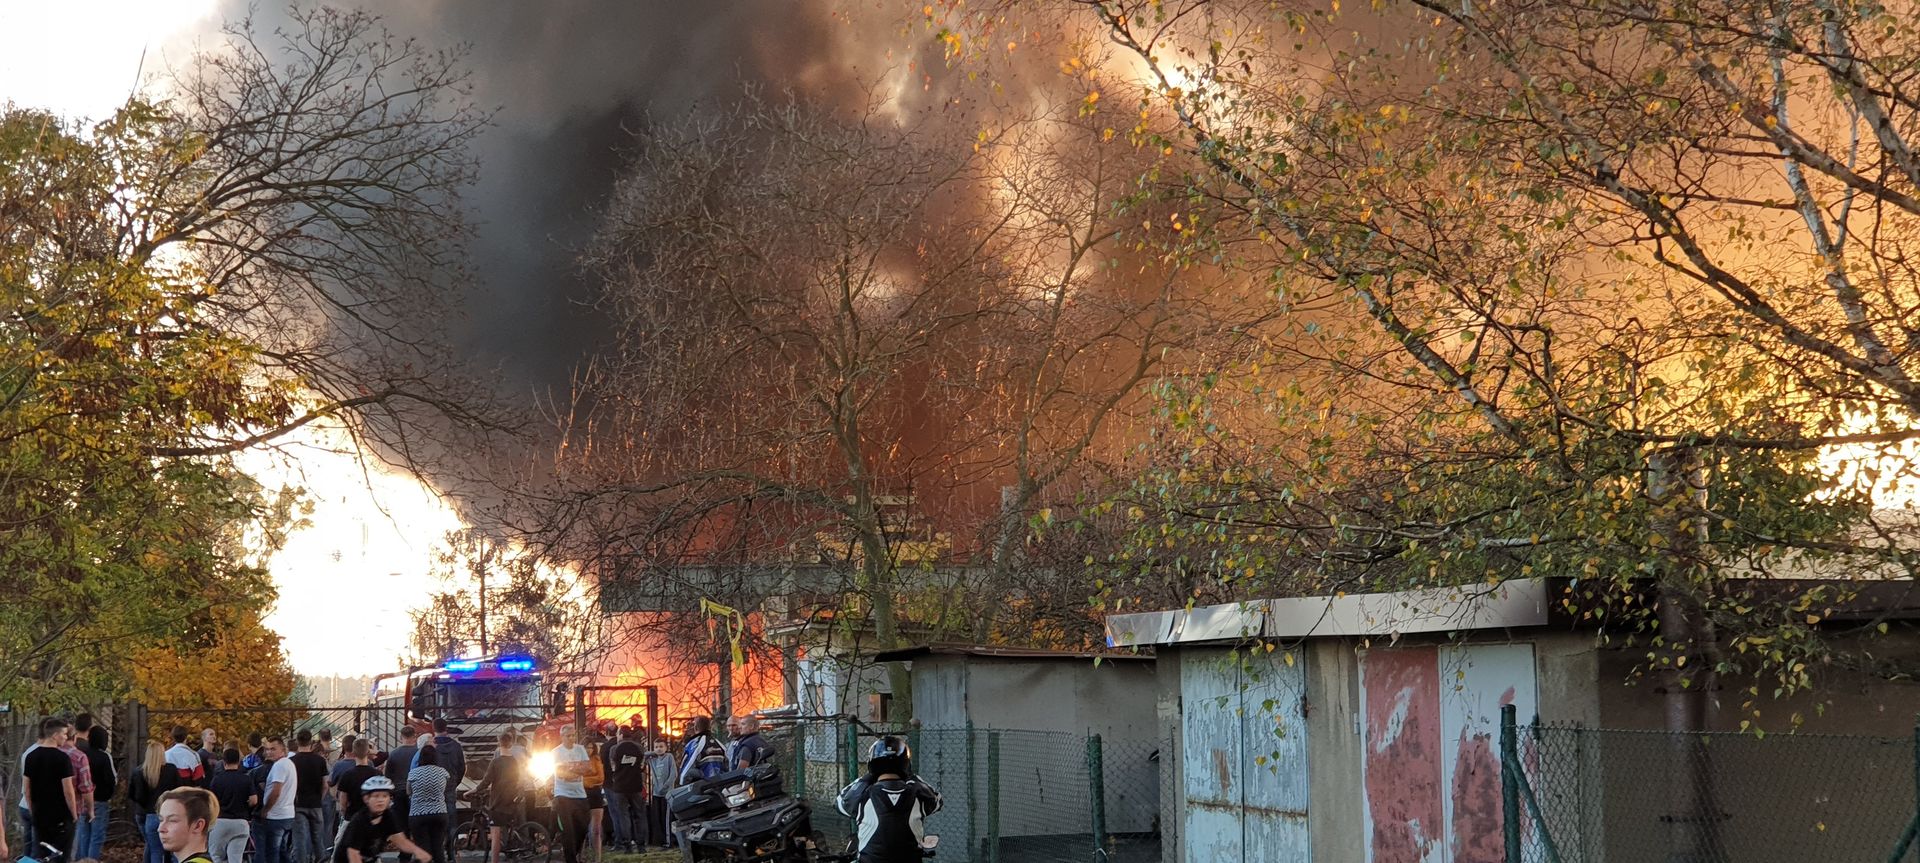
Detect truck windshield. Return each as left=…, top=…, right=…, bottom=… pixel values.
left=439, top=678, right=544, bottom=719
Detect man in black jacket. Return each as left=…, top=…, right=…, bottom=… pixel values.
left=603, top=728, right=646, bottom=854
left=75, top=725, right=116, bottom=860
left=835, top=738, right=941, bottom=863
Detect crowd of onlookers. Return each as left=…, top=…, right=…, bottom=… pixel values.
left=6, top=711, right=777, bottom=863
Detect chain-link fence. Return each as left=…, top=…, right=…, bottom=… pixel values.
left=1503, top=705, right=1918, bottom=863
left=761, top=720, right=1163, bottom=863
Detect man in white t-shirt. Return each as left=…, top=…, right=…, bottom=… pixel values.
left=550, top=725, right=590, bottom=863
left=258, top=736, right=299, bottom=863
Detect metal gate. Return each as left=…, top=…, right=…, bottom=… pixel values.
left=1179, top=647, right=1311, bottom=862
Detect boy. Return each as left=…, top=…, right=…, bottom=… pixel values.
left=331, top=777, right=434, bottom=863
left=157, top=787, right=219, bottom=863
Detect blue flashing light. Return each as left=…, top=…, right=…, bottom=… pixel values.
left=444, top=660, right=481, bottom=673
left=499, top=659, right=535, bottom=673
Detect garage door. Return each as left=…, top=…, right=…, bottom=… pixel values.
left=1358, top=644, right=1538, bottom=863
left=1180, top=647, right=1311, bottom=862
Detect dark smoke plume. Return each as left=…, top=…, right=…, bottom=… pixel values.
left=216, top=0, right=946, bottom=401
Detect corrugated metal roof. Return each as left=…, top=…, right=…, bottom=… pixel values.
left=871, top=643, right=1154, bottom=663
left=1104, top=580, right=1552, bottom=647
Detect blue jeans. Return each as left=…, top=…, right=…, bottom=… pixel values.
left=143, top=812, right=165, bottom=863
left=294, top=807, right=325, bottom=863
left=19, top=806, right=36, bottom=856
left=75, top=801, right=110, bottom=859
left=258, top=817, right=296, bottom=863
left=321, top=802, right=337, bottom=856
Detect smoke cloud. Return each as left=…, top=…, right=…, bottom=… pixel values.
left=216, top=0, right=946, bottom=400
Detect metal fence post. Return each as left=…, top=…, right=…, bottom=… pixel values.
left=844, top=720, right=860, bottom=786
left=792, top=719, right=807, bottom=800
left=1087, top=733, right=1107, bottom=860
left=1502, top=703, right=1521, bottom=863
left=967, top=721, right=978, bottom=860
left=987, top=730, right=1002, bottom=863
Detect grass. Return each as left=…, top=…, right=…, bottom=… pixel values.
left=600, top=852, right=681, bottom=863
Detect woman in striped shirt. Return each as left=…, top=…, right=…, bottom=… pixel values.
left=404, top=746, right=452, bottom=863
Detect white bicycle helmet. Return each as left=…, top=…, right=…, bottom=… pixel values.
left=360, top=775, right=397, bottom=794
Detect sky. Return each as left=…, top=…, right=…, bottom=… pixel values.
left=1, top=0, right=461, bottom=676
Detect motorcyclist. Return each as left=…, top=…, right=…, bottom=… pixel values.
left=835, top=737, right=941, bottom=863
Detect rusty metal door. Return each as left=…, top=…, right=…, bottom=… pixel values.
left=1359, top=644, right=1538, bottom=863
left=1180, top=648, right=1311, bottom=862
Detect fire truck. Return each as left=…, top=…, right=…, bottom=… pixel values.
left=368, top=656, right=550, bottom=785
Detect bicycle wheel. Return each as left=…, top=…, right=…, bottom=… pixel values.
left=515, top=822, right=550, bottom=858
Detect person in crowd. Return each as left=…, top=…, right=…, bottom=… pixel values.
left=75, top=725, right=115, bottom=861
left=258, top=736, right=298, bottom=863
left=677, top=718, right=727, bottom=784
left=383, top=726, right=419, bottom=837
left=837, top=737, right=943, bottom=863
left=418, top=719, right=463, bottom=863
left=156, top=787, right=218, bottom=863
left=551, top=724, right=591, bottom=863
left=403, top=746, right=452, bottom=863
left=130, top=740, right=182, bottom=863
left=471, top=733, right=526, bottom=863
left=331, top=777, right=434, bottom=863
left=325, top=736, right=360, bottom=853
left=318, top=730, right=341, bottom=849
left=643, top=739, right=676, bottom=850
left=603, top=727, right=645, bottom=854
left=165, top=726, right=207, bottom=787
left=334, top=740, right=382, bottom=826
left=208, top=750, right=256, bottom=863
left=54, top=719, right=95, bottom=861
left=241, top=735, right=266, bottom=772
left=199, top=730, right=223, bottom=778
left=14, top=721, right=39, bottom=855
left=23, top=717, right=78, bottom=862
left=725, top=715, right=774, bottom=771
left=291, top=731, right=330, bottom=863
left=582, top=737, right=607, bottom=863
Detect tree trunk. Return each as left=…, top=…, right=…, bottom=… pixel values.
left=864, top=531, right=913, bottom=723
left=1648, top=450, right=1724, bottom=863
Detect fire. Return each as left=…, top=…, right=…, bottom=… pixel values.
left=590, top=613, right=787, bottom=732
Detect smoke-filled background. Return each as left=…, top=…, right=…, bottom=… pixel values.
left=224, top=0, right=982, bottom=403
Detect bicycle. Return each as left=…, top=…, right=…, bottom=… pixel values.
left=16, top=840, right=67, bottom=863
left=454, top=799, right=549, bottom=863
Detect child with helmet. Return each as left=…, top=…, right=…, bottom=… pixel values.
left=331, top=776, right=436, bottom=863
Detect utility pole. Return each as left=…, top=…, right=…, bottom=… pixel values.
left=478, top=564, right=490, bottom=656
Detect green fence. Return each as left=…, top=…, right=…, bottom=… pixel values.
left=762, top=720, right=1163, bottom=863
left=1500, top=705, right=1920, bottom=863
